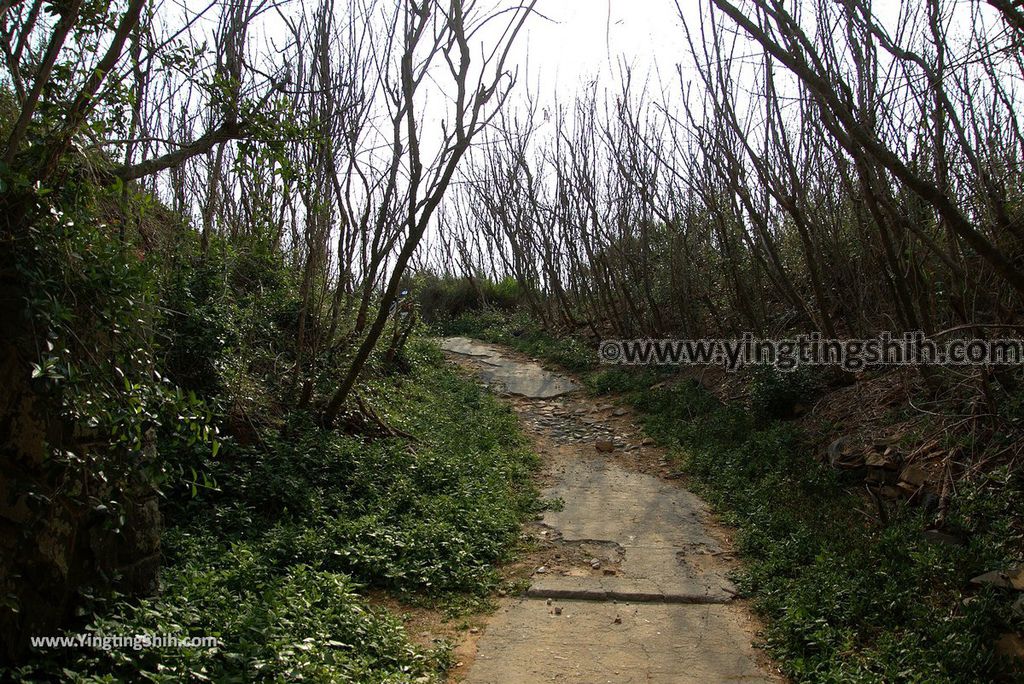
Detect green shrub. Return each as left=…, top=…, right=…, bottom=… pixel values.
left=167, top=340, right=538, bottom=595
left=10, top=560, right=439, bottom=683
left=412, top=274, right=525, bottom=325
left=747, top=364, right=818, bottom=422
left=630, top=381, right=1023, bottom=682
left=486, top=276, right=523, bottom=309
left=7, top=340, right=538, bottom=682
left=7, top=175, right=220, bottom=515
left=157, top=234, right=296, bottom=403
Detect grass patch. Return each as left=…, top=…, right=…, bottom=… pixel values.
left=9, top=339, right=538, bottom=683
left=632, top=381, right=1024, bottom=682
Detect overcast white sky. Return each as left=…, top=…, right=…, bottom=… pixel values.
left=511, top=1, right=690, bottom=97
left=170, top=0, right=1007, bottom=134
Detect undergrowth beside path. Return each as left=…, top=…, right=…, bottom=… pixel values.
left=443, top=311, right=1024, bottom=683
left=7, top=340, right=539, bottom=683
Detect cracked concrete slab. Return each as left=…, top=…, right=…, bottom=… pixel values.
left=540, top=456, right=738, bottom=598
left=526, top=575, right=733, bottom=604
left=467, top=600, right=769, bottom=683
left=444, top=339, right=779, bottom=683
left=441, top=337, right=506, bottom=357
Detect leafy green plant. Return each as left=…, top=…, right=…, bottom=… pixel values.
left=628, top=381, right=1023, bottom=682
left=8, top=342, right=538, bottom=682
left=747, top=364, right=818, bottom=422
left=10, top=560, right=441, bottom=683
left=13, top=177, right=220, bottom=506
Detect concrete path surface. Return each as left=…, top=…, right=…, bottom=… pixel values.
left=442, top=338, right=779, bottom=684
left=441, top=337, right=578, bottom=398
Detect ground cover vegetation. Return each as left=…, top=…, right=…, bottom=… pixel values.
left=4, top=0, right=1024, bottom=681
left=0, top=0, right=538, bottom=680
left=417, top=4, right=1024, bottom=677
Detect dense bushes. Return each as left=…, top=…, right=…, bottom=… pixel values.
left=8, top=340, right=538, bottom=682
left=8, top=561, right=438, bottom=683
left=0, top=164, right=539, bottom=679
left=155, top=234, right=299, bottom=450
left=627, top=380, right=1024, bottom=682
left=171, top=341, right=539, bottom=595
left=746, top=365, right=819, bottom=423
left=0, top=172, right=220, bottom=657
left=412, top=274, right=523, bottom=325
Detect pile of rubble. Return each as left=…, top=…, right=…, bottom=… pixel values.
left=825, top=436, right=944, bottom=502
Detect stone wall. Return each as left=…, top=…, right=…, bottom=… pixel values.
left=0, top=306, right=161, bottom=663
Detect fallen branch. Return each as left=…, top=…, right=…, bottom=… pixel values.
left=354, top=393, right=420, bottom=444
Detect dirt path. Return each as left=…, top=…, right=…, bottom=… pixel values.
left=441, top=338, right=780, bottom=683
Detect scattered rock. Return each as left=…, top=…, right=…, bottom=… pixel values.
left=603, top=568, right=616, bottom=576
left=641, top=437, right=656, bottom=446
left=995, top=633, right=1024, bottom=667
left=612, top=407, right=628, bottom=417
left=613, top=616, right=622, bottom=624
left=536, top=565, right=548, bottom=574
left=595, top=440, right=615, bottom=453
left=899, top=464, right=930, bottom=487
left=896, top=481, right=918, bottom=495
left=469, top=627, right=479, bottom=634
left=970, top=568, right=1024, bottom=591
left=879, top=485, right=902, bottom=499
left=865, top=451, right=896, bottom=470
left=922, top=528, right=967, bottom=547
left=828, top=437, right=863, bottom=470
left=553, top=606, right=563, bottom=616
left=866, top=468, right=896, bottom=485
left=590, top=558, right=601, bottom=569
